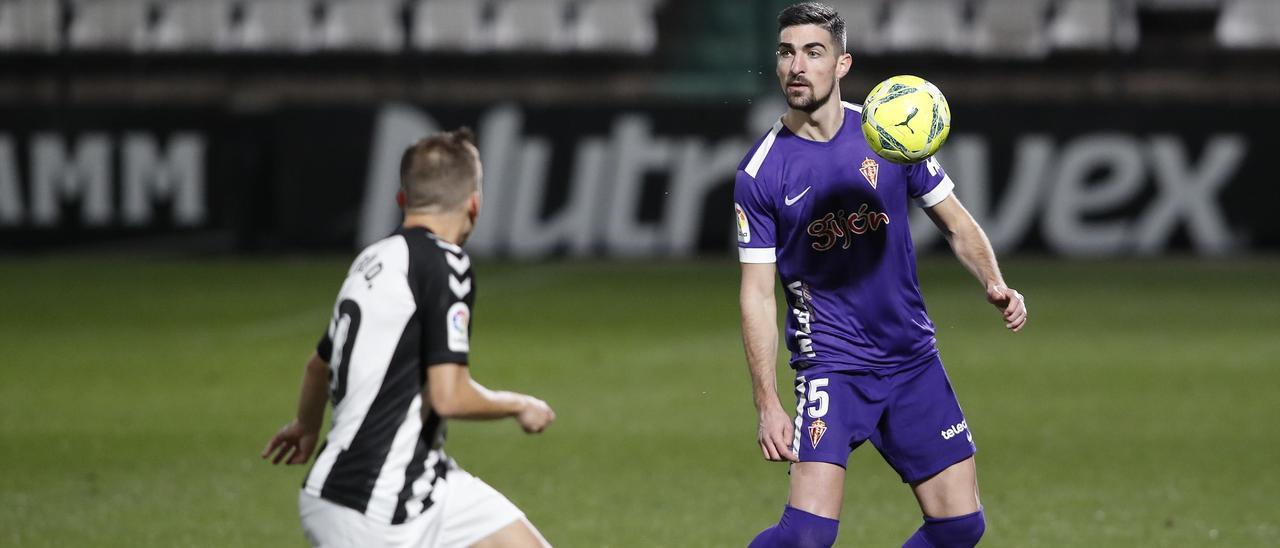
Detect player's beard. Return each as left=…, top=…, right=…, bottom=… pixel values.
left=786, top=81, right=834, bottom=113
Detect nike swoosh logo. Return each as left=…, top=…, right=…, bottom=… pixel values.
left=784, top=186, right=812, bottom=206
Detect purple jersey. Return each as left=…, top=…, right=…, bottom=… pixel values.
left=735, top=102, right=954, bottom=372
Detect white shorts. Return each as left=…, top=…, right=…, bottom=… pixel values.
left=299, top=466, right=525, bottom=548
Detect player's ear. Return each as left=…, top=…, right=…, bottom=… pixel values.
left=467, top=190, right=481, bottom=221
left=396, top=189, right=406, bottom=210
left=836, top=52, right=852, bottom=79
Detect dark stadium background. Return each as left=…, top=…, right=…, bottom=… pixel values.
left=1, top=1, right=1277, bottom=546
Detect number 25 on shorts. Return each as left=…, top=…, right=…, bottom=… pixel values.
left=805, top=378, right=830, bottom=418
left=796, top=377, right=832, bottom=451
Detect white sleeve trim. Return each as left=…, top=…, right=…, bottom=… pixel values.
left=738, top=247, right=777, bottom=263
left=914, top=175, right=955, bottom=208
left=745, top=120, right=784, bottom=178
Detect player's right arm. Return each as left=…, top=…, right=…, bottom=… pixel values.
left=734, top=162, right=797, bottom=463
left=262, top=352, right=329, bottom=465
left=426, top=364, right=554, bottom=433
left=740, top=262, right=797, bottom=463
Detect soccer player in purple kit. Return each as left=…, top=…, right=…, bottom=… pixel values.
left=736, top=4, right=1028, bottom=548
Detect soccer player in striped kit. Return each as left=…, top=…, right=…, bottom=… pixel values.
left=736, top=4, right=1028, bottom=547
left=263, top=128, right=555, bottom=548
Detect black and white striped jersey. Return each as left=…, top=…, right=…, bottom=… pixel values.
left=304, top=226, right=475, bottom=525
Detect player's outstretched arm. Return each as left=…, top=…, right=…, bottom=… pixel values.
left=427, top=364, right=555, bottom=433
left=924, top=195, right=1028, bottom=332
left=740, top=262, right=798, bottom=463
left=262, top=352, right=329, bottom=465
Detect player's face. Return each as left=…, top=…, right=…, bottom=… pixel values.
left=776, top=25, right=848, bottom=113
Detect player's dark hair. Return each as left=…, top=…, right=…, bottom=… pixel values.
left=778, top=2, right=847, bottom=53
left=399, top=127, right=479, bottom=212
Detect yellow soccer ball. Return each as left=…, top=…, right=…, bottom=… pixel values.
left=860, top=75, right=951, bottom=164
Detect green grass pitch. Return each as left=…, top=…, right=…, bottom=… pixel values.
left=1, top=256, right=1277, bottom=546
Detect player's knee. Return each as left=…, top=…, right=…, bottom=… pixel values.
left=789, top=518, right=839, bottom=548
left=915, top=508, right=985, bottom=548
left=751, top=505, right=839, bottom=548
left=952, top=509, right=985, bottom=546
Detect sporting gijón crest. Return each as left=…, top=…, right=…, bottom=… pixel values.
left=808, top=418, right=827, bottom=449
left=860, top=157, right=879, bottom=189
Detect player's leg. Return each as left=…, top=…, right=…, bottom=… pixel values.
left=749, top=463, right=844, bottom=548
left=871, top=357, right=984, bottom=547
left=470, top=517, right=549, bottom=548
left=789, top=461, right=846, bottom=518
left=903, top=456, right=984, bottom=548
left=433, top=465, right=548, bottom=548
left=750, top=373, right=881, bottom=548
left=911, top=455, right=980, bottom=517
left=298, top=490, right=376, bottom=547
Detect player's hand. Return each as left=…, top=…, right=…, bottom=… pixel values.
left=758, top=404, right=799, bottom=463
left=262, top=419, right=319, bottom=465
left=515, top=396, right=555, bottom=434
left=986, top=284, right=1028, bottom=332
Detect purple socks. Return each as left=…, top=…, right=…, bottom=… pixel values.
left=749, top=505, right=840, bottom=548
left=749, top=505, right=984, bottom=547
left=902, top=508, right=986, bottom=548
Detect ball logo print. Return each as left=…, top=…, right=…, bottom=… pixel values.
left=735, top=203, right=751, bottom=243
left=894, top=106, right=920, bottom=133
left=861, top=75, right=952, bottom=164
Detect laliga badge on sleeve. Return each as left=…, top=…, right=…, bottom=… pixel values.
left=735, top=202, right=751, bottom=243
left=447, top=302, right=470, bottom=353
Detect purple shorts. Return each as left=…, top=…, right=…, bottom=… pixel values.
left=790, top=356, right=976, bottom=483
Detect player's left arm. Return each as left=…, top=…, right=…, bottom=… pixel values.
left=425, top=364, right=555, bottom=433
left=924, top=195, right=1028, bottom=332
left=262, top=352, right=329, bottom=465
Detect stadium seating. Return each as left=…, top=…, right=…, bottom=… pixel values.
left=5, top=0, right=1277, bottom=57
left=884, top=0, right=968, bottom=53
left=1048, top=0, right=1140, bottom=51
left=827, top=0, right=886, bottom=54
left=576, top=0, right=659, bottom=54
left=493, top=0, right=570, bottom=52
left=1216, top=0, right=1280, bottom=48
left=971, top=0, right=1050, bottom=58
left=0, top=0, right=61, bottom=51
left=236, top=0, right=318, bottom=52
left=149, top=0, right=234, bottom=51
left=321, top=0, right=404, bottom=52
left=68, top=0, right=150, bottom=51
left=411, top=0, right=490, bottom=52
left=1141, top=0, right=1222, bottom=9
